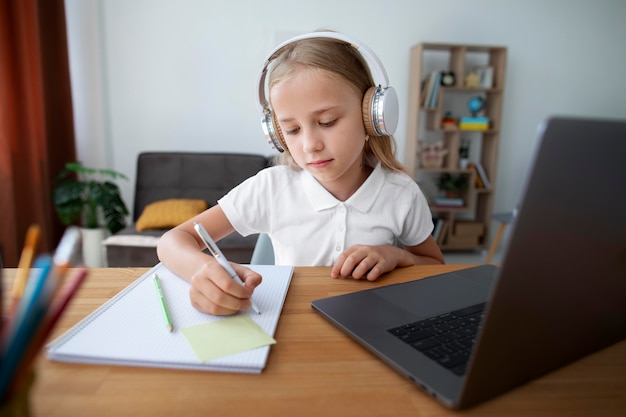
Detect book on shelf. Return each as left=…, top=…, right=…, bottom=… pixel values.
left=434, top=197, right=464, bottom=207
left=459, top=116, right=490, bottom=131
left=423, top=71, right=440, bottom=108
left=467, top=162, right=485, bottom=189
left=428, top=72, right=441, bottom=108
left=419, top=77, right=430, bottom=107
left=460, top=116, right=490, bottom=123
left=459, top=123, right=489, bottom=131
left=474, top=161, right=491, bottom=188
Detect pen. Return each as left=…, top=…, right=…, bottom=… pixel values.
left=153, top=274, right=173, bottom=332
left=9, top=225, right=40, bottom=317
left=193, top=222, right=261, bottom=314
left=0, top=225, right=40, bottom=349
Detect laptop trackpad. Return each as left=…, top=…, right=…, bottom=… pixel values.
left=374, top=266, right=496, bottom=318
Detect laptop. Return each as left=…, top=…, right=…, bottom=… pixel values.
left=311, top=117, right=626, bottom=409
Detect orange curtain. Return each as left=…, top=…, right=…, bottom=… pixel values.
left=0, top=0, right=76, bottom=266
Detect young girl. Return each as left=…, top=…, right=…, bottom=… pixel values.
left=157, top=32, right=444, bottom=316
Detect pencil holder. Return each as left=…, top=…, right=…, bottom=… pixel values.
left=0, top=370, right=35, bottom=417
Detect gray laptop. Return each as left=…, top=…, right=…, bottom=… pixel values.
left=312, top=117, right=626, bottom=409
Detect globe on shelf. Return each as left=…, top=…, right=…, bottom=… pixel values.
left=468, top=96, right=485, bottom=116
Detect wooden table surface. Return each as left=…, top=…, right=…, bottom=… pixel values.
left=2, top=265, right=625, bottom=417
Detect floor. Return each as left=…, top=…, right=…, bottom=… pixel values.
left=443, top=220, right=510, bottom=265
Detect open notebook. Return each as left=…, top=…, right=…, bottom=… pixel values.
left=47, top=263, right=294, bottom=373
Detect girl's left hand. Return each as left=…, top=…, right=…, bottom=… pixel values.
left=330, top=244, right=400, bottom=281
left=330, top=237, right=445, bottom=280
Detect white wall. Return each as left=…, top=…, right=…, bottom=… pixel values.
left=65, top=0, right=626, bottom=223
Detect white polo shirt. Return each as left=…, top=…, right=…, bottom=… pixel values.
left=218, top=163, right=433, bottom=266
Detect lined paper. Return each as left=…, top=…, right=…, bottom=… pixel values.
left=47, top=263, right=294, bottom=373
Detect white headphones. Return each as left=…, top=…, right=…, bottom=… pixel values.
left=256, top=32, right=399, bottom=152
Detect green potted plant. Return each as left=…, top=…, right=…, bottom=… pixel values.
left=52, top=162, right=129, bottom=267
left=52, top=161, right=129, bottom=234
left=437, top=173, right=469, bottom=198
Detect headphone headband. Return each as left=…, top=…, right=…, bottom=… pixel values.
left=256, top=32, right=390, bottom=114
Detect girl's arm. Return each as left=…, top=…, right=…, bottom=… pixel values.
left=157, top=205, right=262, bottom=315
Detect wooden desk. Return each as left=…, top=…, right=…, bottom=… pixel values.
left=3, top=265, right=625, bottom=417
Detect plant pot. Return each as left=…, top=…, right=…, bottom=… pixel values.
left=80, top=227, right=108, bottom=267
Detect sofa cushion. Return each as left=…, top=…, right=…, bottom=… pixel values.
left=135, top=198, right=208, bottom=231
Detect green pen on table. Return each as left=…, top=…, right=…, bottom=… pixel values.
left=153, top=274, right=173, bottom=332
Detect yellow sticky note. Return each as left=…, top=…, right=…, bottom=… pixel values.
left=181, top=315, right=276, bottom=362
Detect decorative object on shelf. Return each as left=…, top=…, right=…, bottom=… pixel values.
left=464, top=71, right=480, bottom=88
left=436, top=172, right=469, bottom=198
left=53, top=161, right=129, bottom=267
left=474, top=66, right=494, bottom=88
left=419, top=140, right=448, bottom=168
left=468, top=95, right=485, bottom=116
left=441, top=111, right=457, bottom=130
left=459, top=138, right=470, bottom=168
left=440, top=71, right=455, bottom=86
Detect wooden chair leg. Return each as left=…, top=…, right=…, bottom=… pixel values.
left=485, top=222, right=507, bottom=264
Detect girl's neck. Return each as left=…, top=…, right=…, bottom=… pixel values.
left=330, top=164, right=373, bottom=202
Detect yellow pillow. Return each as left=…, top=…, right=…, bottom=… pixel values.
left=135, top=199, right=208, bottom=231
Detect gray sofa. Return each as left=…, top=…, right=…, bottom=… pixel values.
left=104, top=152, right=272, bottom=267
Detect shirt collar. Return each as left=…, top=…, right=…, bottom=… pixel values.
left=302, top=163, right=385, bottom=212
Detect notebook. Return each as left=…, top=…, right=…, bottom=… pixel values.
left=312, top=117, right=626, bottom=409
left=47, top=262, right=294, bottom=373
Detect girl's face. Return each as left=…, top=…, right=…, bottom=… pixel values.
left=270, top=67, right=368, bottom=200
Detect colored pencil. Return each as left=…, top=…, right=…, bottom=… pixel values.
left=7, top=267, right=88, bottom=399
left=8, top=225, right=40, bottom=318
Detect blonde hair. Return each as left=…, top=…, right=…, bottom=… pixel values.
left=267, top=37, right=408, bottom=174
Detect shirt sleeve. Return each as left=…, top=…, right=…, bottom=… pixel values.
left=398, top=180, right=434, bottom=247
left=217, top=168, right=275, bottom=236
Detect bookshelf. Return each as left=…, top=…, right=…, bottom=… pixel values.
left=405, top=43, right=507, bottom=251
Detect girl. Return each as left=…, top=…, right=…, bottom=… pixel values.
left=157, top=32, right=444, bottom=316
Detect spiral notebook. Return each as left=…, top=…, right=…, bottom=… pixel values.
left=47, top=263, right=294, bottom=373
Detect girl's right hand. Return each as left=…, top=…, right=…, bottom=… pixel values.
left=188, top=260, right=262, bottom=316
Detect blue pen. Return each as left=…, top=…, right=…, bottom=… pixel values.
left=193, top=222, right=261, bottom=314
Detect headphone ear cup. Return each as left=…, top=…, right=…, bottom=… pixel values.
left=272, top=112, right=287, bottom=151
left=362, top=85, right=399, bottom=137
left=261, top=109, right=286, bottom=152
left=362, top=86, right=379, bottom=138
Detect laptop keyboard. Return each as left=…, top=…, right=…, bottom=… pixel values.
left=387, top=303, right=486, bottom=376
